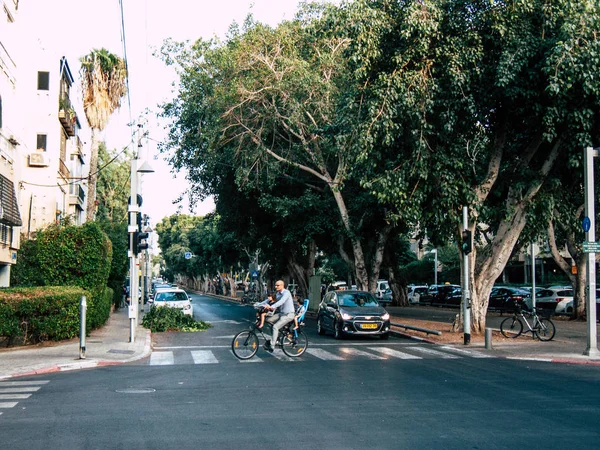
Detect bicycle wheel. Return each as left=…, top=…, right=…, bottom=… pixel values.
left=500, top=317, right=523, bottom=338
left=281, top=329, right=308, bottom=357
left=231, top=330, right=259, bottom=360
left=535, top=318, right=556, bottom=341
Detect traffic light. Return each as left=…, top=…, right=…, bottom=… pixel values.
left=137, top=231, right=149, bottom=253
left=461, top=229, right=472, bottom=255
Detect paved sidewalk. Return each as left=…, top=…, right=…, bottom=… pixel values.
left=0, top=307, right=151, bottom=380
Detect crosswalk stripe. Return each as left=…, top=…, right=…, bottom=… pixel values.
left=0, top=402, right=18, bottom=408
left=0, top=394, right=31, bottom=400
left=0, top=387, right=41, bottom=393
left=306, top=348, right=345, bottom=360
left=339, top=347, right=386, bottom=360
left=439, top=345, right=494, bottom=358
left=368, top=347, right=422, bottom=359
left=191, top=350, right=218, bottom=364
left=150, top=351, right=174, bottom=365
left=230, top=350, right=264, bottom=363
left=0, top=381, right=49, bottom=386
left=407, top=346, right=460, bottom=359
left=269, top=349, right=300, bottom=362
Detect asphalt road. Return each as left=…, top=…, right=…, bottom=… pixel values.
left=1, top=294, right=599, bottom=449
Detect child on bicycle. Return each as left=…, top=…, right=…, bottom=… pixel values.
left=256, top=293, right=276, bottom=329
left=293, top=297, right=306, bottom=330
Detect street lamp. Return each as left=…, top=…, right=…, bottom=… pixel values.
left=427, top=249, right=438, bottom=285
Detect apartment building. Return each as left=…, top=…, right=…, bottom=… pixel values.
left=0, top=0, right=89, bottom=286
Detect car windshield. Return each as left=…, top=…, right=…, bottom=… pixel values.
left=415, top=288, right=428, bottom=295
left=339, top=293, right=378, bottom=307
left=155, top=292, right=188, bottom=302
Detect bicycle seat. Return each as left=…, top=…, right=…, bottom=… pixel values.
left=297, top=299, right=309, bottom=323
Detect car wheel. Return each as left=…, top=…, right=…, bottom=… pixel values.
left=566, top=306, right=573, bottom=313
left=334, top=320, right=344, bottom=340
left=317, top=316, right=326, bottom=335
left=380, top=333, right=389, bottom=340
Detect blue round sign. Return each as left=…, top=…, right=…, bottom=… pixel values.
left=583, top=217, right=591, bottom=233
left=184, top=252, right=192, bottom=260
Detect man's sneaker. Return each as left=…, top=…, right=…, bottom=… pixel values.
left=263, top=341, right=273, bottom=353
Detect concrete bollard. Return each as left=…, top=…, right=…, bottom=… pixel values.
left=79, top=296, right=87, bottom=359
left=485, top=327, right=493, bottom=350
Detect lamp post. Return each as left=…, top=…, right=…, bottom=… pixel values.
left=427, top=249, right=438, bottom=285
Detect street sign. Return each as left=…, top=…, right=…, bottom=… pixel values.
left=184, top=252, right=192, bottom=259
left=582, top=216, right=591, bottom=233
left=582, top=241, right=600, bottom=253
left=251, top=270, right=259, bottom=279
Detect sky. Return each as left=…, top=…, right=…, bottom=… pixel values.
left=27, top=0, right=308, bottom=227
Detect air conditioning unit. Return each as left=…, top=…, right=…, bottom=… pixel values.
left=28, top=153, right=48, bottom=167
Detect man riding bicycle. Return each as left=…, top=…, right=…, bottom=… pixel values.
left=262, top=280, right=295, bottom=352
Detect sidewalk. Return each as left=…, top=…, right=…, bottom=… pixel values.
left=0, top=307, right=151, bottom=380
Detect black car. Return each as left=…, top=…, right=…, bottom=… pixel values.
left=419, top=284, right=461, bottom=306
left=317, top=290, right=391, bottom=340
left=488, top=287, right=531, bottom=312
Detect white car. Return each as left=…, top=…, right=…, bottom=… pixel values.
left=150, top=288, right=193, bottom=316
left=375, top=280, right=389, bottom=299
left=408, top=285, right=428, bottom=304
left=554, top=289, right=600, bottom=314
left=535, top=288, right=573, bottom=313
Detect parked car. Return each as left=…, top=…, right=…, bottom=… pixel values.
left=488, top=286, right=531, bottom=312
left=317, top=290, right=390, bottom=340
left=444, top=287, right=463, bottom=307
left=380, top=288, right=393, bottom=305
left=408, top=285, right=428, bottom=304
left=328, top=281, right=348, bottom=292
left=553, top=289, right=600, bottom=314
left=534, top=288, right=574, bottom=313
left=375, top=280, right=389, bottom=299
left=149, top=288, right=193, bottom=316
left=150, top=283, right=172, bottom=299
left=419, top=284, right=461, bottom=306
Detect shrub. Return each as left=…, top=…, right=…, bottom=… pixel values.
left=142, top=306, right=211, bottom=333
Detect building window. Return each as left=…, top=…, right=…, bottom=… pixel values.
left=36, top=134, right=47, bottom=151
left=37, top=71, right=50, bottom=90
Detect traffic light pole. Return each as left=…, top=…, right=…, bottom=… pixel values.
left=128, top=158, right=139, bottom=343
left=462, top=206, right=471, bottom=345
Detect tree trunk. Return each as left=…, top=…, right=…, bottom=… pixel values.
left=86, top=128, right=100, bottom=221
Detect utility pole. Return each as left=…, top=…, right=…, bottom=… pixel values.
left=583, top=146, right=600, bottom=357
left=462, top=206, right=471, bottom=345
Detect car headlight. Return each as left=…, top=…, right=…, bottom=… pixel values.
left=341, top=313, right=352, bottom=320
left=184, top=304, right=191, bottom=310
left=381, top=313, right=390, bottom=321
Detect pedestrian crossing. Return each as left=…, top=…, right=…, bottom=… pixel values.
left=0, top=380, right=49, bottom=417
left=147, top=344, right=494, bottom=366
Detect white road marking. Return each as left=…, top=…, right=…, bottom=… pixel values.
left=0, top=387, right=41, bottom=393
left=0, top=402, right=18, bottom=408
left=229, top=350, right=263, bottom=363
left=0, top=381, right=49, bottom=386
left=439, top=345, right=494, bottom=358
left=306, top=348, right=345, bottom=360
left=191, top=350, right=218, bottom=364
left=0, top=394, right=31, bottom=399
left=338, top=347, right=386, bottom=360
left=269, top=349, right=300, bottom=362
left=407, top=346, right=460, bottom=359
left=368, top=347, right=422, bottom=359
left=149, top=351, right=174, bottom=365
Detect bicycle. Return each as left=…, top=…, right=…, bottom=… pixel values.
left=231, top=303, right=309, bottom=359
left=500, top=302, right=556, bottom=341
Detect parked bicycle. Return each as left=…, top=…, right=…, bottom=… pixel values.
left=500, top=301, right=556, bottom=341
left=231, top=301, right=309, bottom=359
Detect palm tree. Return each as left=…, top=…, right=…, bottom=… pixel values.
left=80, top=48, right=128, bottom=221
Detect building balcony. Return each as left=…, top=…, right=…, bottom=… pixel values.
left=58, top=158, right=70, bottom=180
left=69, top=184, right=85, bottom=210
left=58, top=97, right=77, bottom=137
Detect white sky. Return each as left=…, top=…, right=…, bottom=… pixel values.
left=28, top=0, right=307, bottom=226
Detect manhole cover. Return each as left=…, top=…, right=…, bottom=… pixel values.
left=115, top=388, right=156, bottom=394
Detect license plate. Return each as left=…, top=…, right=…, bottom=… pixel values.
left=361, top=323, right=378, bottom=329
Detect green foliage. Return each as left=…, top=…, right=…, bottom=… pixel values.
left=141, top=306, right=211, bottom=333
left=95, top=142, right=131, bottom=223
left=10, top=239, right=43, bottom=287
left=0, top=287, right=88, bottom=344
left=36, top=222, right=112, bottom=293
